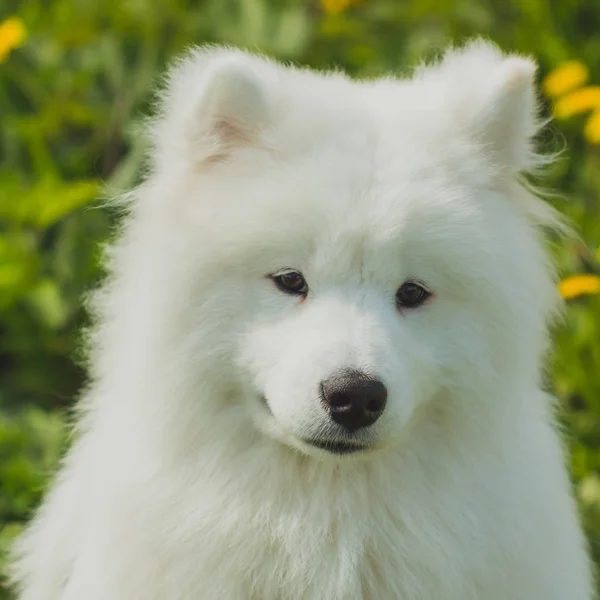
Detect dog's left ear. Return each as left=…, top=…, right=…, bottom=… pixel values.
left=432, top=40, right=541, bottom=175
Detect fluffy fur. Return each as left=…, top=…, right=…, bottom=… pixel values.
left=11, top=40, right=594, bottom=599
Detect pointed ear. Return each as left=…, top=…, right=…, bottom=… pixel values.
left=193, top=56, right=272, bottom=161
left=430, top=41, right=541, bottom=175
left=471, top=55, right=539, bottom=174
left=154, top=48, right=274, bottom=166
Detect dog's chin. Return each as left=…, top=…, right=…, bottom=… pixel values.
left=252, top=396, right=376, bottom=459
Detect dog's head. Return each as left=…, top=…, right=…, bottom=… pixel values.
left=134, top=41, right=560, bottom=459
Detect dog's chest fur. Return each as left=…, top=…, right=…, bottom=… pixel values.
left=99, top=436, right=519, bottom=600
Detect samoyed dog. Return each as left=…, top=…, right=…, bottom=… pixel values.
left=12, top=40, right=594, bottom=599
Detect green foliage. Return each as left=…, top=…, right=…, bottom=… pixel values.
left=0, top=409, right=67, bottom=598
left=1, top=0, right=599, bottom=596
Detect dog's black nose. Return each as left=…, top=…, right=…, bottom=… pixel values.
left=319, top=370, right=387, bottom=431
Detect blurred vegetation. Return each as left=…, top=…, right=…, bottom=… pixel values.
left=1, top=0, right=600, bottom=597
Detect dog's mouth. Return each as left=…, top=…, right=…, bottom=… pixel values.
left=258, top=397, right=371, bottom=456
left=303, top=439, right=368, bottom=455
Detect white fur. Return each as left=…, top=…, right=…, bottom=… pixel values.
left=11, top=40, right=594, bottom=599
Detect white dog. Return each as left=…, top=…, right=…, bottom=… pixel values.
left=11, top=40, right=594, bottom=599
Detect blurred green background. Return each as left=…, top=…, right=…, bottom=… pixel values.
left=1, top=0, right=600, bottom=596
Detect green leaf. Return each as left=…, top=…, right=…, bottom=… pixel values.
left=0, top=178, right=99, bottom=228
left=0, top=233, right=38, bottom=310
left=33, top=180, right=99, bottom=228
left=26, top=279, right=69, bottom=330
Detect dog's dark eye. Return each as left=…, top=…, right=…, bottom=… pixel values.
left=396, top=281, right=430, bottom=309
left=270, top=270, right=308, bottom=296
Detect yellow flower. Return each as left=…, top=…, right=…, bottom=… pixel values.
left=0, top=16, right=26, bottom=63
left=553, top=86, right=600, bottom=119
left=584, top=109, right=600, bottom=144
left=558, top=274, right=600, bottom=300
left=542, top=61, right=589, bottom=98
left=321, top=0, right=361, bottom=15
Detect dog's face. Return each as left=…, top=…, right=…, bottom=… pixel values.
left=148, top=42, right=559, bottom=459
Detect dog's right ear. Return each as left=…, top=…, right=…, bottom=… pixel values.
left=153, top=47, right=275, bottom=166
